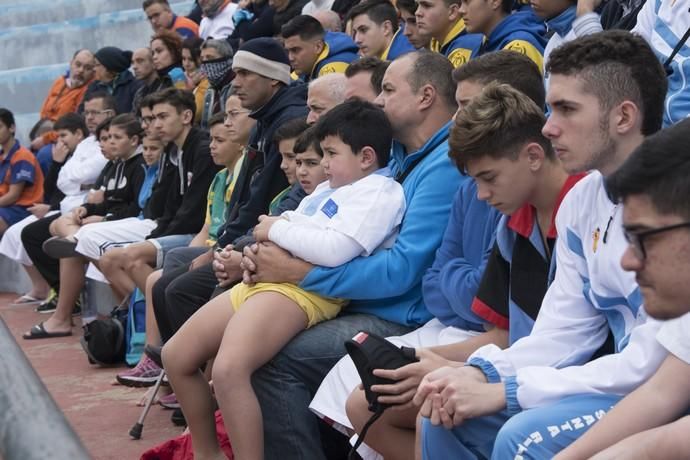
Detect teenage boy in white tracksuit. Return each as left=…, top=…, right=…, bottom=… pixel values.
left=416, top=31, right=670, bottom=460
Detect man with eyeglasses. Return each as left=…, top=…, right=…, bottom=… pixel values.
left=554, top=118, right=690, bottom=459
left=415, top=31, right=672, bottom=459
left=20, top=92, right=114, bottom=315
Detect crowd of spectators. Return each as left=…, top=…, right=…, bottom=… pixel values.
left=1, top=0, right=690, bottom=458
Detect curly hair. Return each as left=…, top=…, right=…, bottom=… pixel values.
left=151, top=28, right=183, bottom=65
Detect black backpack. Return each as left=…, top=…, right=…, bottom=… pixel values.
left=79, top=307, right=127, bottom=366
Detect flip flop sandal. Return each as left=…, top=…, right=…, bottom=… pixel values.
left=22, top=321, right=72, bottom=340
left=10, top=294, right=44, bottom=306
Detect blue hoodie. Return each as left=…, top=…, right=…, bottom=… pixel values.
left=422, top=179, right=501, bottom=331
left=381, top=28, right=416, bottom=61
left=310, top=31, right=359, bottom=80
left=300, top=122, right=462, bottom=326
left=479, top=10, right=547, bottom=71
left=431, top=19, right=483, bottom=68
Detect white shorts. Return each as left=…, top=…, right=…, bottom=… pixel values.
left=74, top=217, right=157, bottom=260
left=309, top=318, right=480, bottom=458
left=0, top=211, right=59, bottom=265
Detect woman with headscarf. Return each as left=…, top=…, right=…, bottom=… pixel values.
left=199, top=38, right=234, bottom=129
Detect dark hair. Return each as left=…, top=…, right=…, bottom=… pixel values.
left=83, top=90, right=117, bottom=112
left=0, top=108, right=15, bottom=130
left=396, top=0, right=417, bottom=15
left=29, top=118, right=53, bottom=141
left=54, top=112, right=89, bottom=137
left=607, top=118, right=690, bottom=219
left=151, top=28, right=183, bottom=65
left=281, top=15, right=325, bottom=40
left=110, top=113, right=145, bottom=140
left=345, top=56, right=390, bottom=94
left=274, top=117, right=310, bottom=144
left=453, top=50, right=545, bottom=109
left=406, top=51, right=457, bottom=110
left=499, top=0, right=513, bottom=13
left=143, top=0, right=170, bottom=9
left=547, top=30, right=666, bottom=136
left=208, top=112, right=226, bottom=128
left=182, top=37, right=204, bottom=66
left=294, top=126, right=322, bottom=156
left=149, top=87, right=196, bottom=118
left=140, top=94, right=156, bottom=111
left=313, top=99, right=392, bottom=168
left=95, top=117, right=112, bottom=139
left=449, top=83, right=552, bottom=172
left=348, top=0, right=399, bottom=32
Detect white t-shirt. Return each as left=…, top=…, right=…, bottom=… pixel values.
left=200, top=2, right=238, bottom=39
left=657, top=312, right=690, bottom=364
left=57, top=135, right=108, bottom=214
left=269, top=172, right=405, bottom=268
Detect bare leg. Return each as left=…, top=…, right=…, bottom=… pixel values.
left=212, top=292, right=309, bottom=460
left=36, top=256, right=86, bottom=334
left=21, top=264, right=50, bottom=299
left=99, top=242, right=157, bottom=297
left=0, top=217, right=8, bottom=237
left=346, top=387, right=418, bottom=460
left=144, top=269, right=163, bottom=349
left=49, top=213, right=81, bottom=238
left=128, top=257, right=156, bottom=293
left=162, top=292, right=236, bottom=460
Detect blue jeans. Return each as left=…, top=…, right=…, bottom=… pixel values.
left=422, top=393, right=622, bottom=459
left=252, top=313, right=413, bottom=460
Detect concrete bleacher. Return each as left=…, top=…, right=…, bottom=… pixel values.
left=0, top=0, right=194, bottom=143
left=0, top=0, right=194, bottom=309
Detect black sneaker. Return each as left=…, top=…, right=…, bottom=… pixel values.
left=171, top=408, right=186, bottom=427
left=36, top=292, right=58, bottom=314
left=42, top=236, right=78, bottom=259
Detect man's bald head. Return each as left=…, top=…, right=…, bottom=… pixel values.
left=306, top=73, right=347, bottom=124
left=70, top=49, right=95, bottom=88
left=131, top=47, right=156, bottom=81
left=311, top=10, right=342, bottom=32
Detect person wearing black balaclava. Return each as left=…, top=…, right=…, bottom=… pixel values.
left=199, top=38, right=234, bottom=129
left=80, top=46, right=143, bottom=115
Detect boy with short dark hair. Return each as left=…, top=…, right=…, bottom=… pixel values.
left=281, top=15, right=359, bottom=81
left=163, top=99, right=406, bottom=460
left=0, top=108, right=44, bottom=235
left=397, top=0, right=431, bottom=49
left=348, top=0, right=415, bottom=60
left=459, top=0, right=546, bottom=69
left=415, top=0, right=483, bottom=67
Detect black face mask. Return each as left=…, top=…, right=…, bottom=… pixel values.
left=200, top=56, right=233, bottom=88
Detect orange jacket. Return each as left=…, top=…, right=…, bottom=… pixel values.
left=40, top=76, right=90, bottom=122
left=39, top=76, right=91, bottom=145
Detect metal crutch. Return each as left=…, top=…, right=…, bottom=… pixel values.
left=129, top=370, right=166, bottom=439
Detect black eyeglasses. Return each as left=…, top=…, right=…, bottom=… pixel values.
left=623, top=221, right=690, bottom=260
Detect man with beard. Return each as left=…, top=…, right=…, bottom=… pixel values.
left=31, top=50, right=95, bottom=152
left=416, top=30, right=670, bottom=460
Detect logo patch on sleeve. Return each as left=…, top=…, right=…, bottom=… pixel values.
left=320, top=199, right=338, bottom=218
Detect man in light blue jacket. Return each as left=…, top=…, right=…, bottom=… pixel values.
left=239, top=50, right=463, bottom=459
